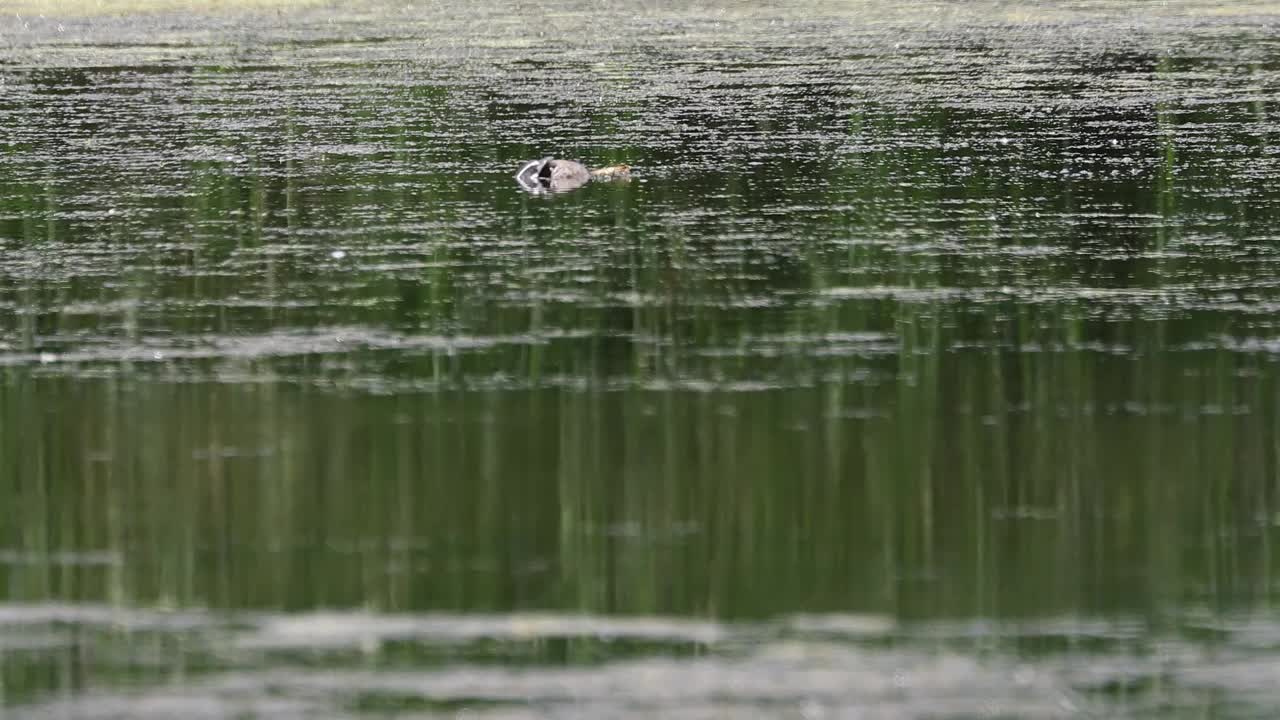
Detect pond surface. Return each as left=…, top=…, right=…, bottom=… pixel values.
left=3, top=0, right=1280, bottom=717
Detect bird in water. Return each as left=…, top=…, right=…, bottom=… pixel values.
left=515, top=158, right=631, bottom=193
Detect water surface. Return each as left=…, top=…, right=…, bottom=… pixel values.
left=2, top=0, right=1280, bottom=717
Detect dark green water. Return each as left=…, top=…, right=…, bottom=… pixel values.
left=2, top=0, right=1280, bottom=717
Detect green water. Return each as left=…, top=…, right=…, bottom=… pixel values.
left=2, top=0, right=1279, bottom=717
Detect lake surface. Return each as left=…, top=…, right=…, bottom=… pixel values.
left=3, top=0, right=1280, bottom=716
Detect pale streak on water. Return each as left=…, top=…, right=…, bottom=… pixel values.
left=2, top=603, right=1277, bottom=718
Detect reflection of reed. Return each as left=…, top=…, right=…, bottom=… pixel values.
left=3, top=324, right=1274, bottom=622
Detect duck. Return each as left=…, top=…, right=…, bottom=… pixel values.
left=515, top=157, right=631, bottom=193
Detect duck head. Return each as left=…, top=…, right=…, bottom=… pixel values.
left=515, top=157, right=592, bottom=193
